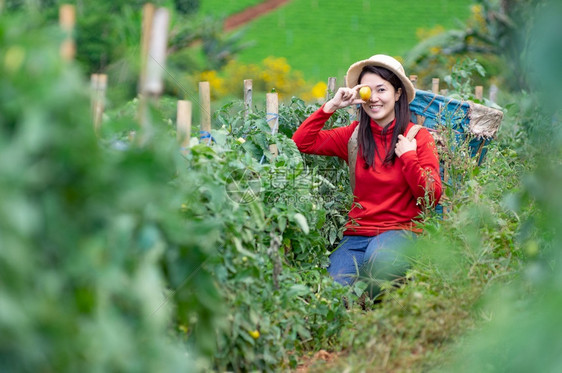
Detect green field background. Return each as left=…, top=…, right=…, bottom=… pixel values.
left=199, top=0, right=263, bottom=17
left=200, top=0, right=473, bottom=83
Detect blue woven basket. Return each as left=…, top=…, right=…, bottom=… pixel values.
left=409, top=89, right=504, bottom=166
left=409, top=89, right=504, bottom=215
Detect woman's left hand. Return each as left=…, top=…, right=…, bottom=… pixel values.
left=395, top=135, right=417, bottom=157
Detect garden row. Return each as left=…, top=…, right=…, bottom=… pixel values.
left=2, top=5, right=358, bottom=371
left=4, top=2, right=554, bottom=372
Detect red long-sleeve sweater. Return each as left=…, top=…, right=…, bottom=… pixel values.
left=292, top=105, right=442, bottom=236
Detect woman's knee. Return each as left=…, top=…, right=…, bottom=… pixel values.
left=361, top=231, right=415, bottom=295
left=327, top=236, right=370, bottom=286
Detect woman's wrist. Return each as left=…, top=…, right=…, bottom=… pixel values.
left=323, top=100, right=337, bottom=113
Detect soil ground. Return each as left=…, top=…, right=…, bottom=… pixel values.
left=224, top=0, right=292, bottom=31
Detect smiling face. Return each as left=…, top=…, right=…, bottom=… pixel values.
left=359, top=72, right=402, bottom=127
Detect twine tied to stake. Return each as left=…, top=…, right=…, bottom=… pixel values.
left=260, top=112, right=280, bottom=164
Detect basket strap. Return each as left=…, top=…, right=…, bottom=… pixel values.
left=347, top=125, right=360, bottom=193
left=406, top=124, right=423, bottom=141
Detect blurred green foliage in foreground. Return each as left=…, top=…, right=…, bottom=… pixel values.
left=0, top=12, right=204, bottom=372
left=439, top=1, right=562, bottom=372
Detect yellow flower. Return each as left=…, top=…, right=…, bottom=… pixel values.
left=416, top=25, right=445, bottom=41
left=470, top=4, right=487, bottom=31
left=311, top=81, right=327, bottom=99
left=301, top=81, right=328, bottom=103
left=471, top=4, right=483, bottom=16
left=249, top=330, right=260, bottom=339
left=201, top=56, right=307, bottom=100
left=199, top=70, right=226, bottom=98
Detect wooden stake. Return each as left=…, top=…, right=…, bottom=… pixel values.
left=59, top=4, right=75, bottom=32
left=199, top=81, right=211, bottom=137
left=475, top=86, right=483, bottom=101
left=344, top=74, right=357, bottom=117
left=59, top=4, right=76, bottom=61
left=138, top=6, right=169, bottom=134
left=326, top=77, right=336, bottom=101
left=139, top=3, right=155, bottom=92
left=177, top=100, right=192, bottom=152
left=244, top=79, right=253, bottom=118
left=144, top=8, right=169, bottom=95
left=489, top=84, right=498, bottom=103
left=92, top=74, right=107, bottom=134
left=266, top=92, right=279, bottom=157
left=432, top=78, right=440, bottom=94
left=409, top=75, right=418, bottom=88
left=90, top=74, right=99, bottom=114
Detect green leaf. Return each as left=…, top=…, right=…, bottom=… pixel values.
left=354, top=280, right=368, bottom=297
left=328, top=228, right=337, bottom=245
left=278, top=216, right=287, bottom=232
left=286, top=284, right=310, bottom=298
left=232, top=236, right=256, bottom=259
left=293, top=213, right=309, bottom=235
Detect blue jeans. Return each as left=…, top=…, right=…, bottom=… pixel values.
left=327, top=230, right=416, bottom=288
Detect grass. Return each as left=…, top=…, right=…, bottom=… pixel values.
left=230, top=0, right=473, bottom=83
left=199, top=0, right=264, bottom=17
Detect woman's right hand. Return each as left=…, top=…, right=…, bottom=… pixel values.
left=323, top=85, right=367, bottom=113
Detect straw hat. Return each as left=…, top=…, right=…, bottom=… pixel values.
left=346, top=54, right=416, bottom=103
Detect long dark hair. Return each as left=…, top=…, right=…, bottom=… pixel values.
left=357, top=65, right=410, bottom=169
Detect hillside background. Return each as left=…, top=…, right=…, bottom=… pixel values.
left=199, top=0, right=472, bottom=82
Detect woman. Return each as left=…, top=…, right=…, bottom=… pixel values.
left=292, top=55, right=442, bottom=290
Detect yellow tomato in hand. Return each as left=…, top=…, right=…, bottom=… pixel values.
left=359, top=86, right=371, bottom=101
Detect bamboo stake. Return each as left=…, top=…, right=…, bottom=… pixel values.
left=266, top=92, right=279, bottom=157
left=92, top=74, right=107, bottom=134
left=177, top=100, right=192, bottom=153
left=409, top=75, right=418, bottom=88
left=90, top=74, right=99, bottom=114
left=144, top=8, right=169, bottom=95
left=475, top=86, right=484, bottom=101
left=59, top=4, right=76, bottom=61
left=199, top=81, right=211, bottom=140
left=432, top=78, right=439, bottom=94
left=326, top=77, right=336, bottom=101
left=244, top=79, right=253, bottom=118
left=139, top=3, right=155, bottom=92
left=59, top=5, right=75, bottom=34
left=138, top=6, right=169, bottom=134
left=344, top=74, right=356, bottom=117
left=489, top=84, right=498, bottom=103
